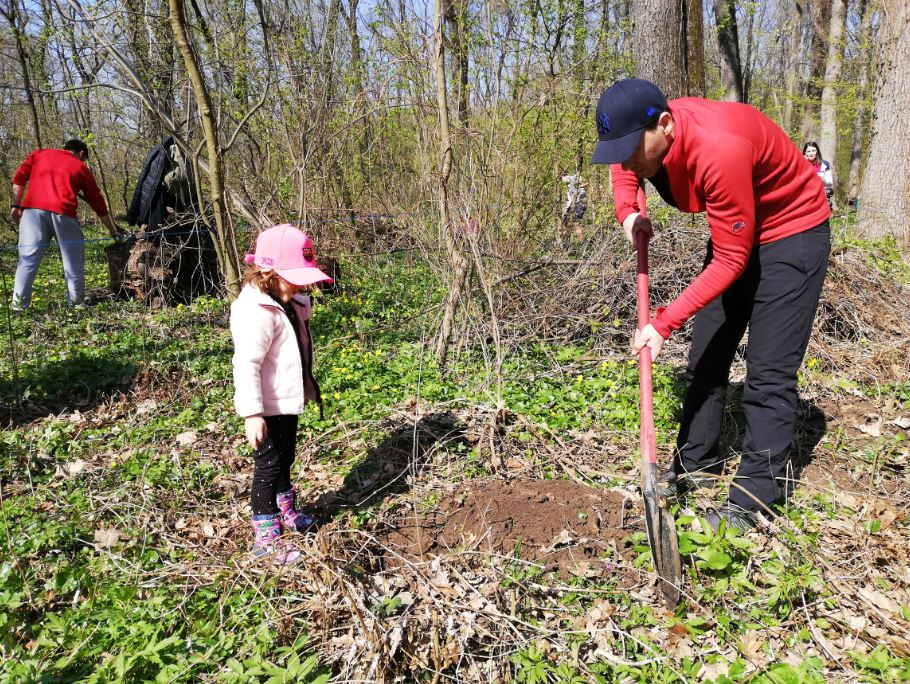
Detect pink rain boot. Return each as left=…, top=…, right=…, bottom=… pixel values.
left=251, top=514, right=301, bottom=564
left=276, top=487, right=317, bottom=533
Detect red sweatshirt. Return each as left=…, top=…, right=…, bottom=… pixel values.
left=13, top=149, right=109, bottom=219
left=611, top=98, right=830, bottom=339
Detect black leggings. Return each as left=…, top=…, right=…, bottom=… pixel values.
left=251, top=414, right=298, bottom=515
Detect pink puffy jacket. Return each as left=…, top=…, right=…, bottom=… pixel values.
left=230, top=284, right=320, bottom=418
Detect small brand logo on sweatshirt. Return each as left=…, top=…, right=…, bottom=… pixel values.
left=731, top=221, right=746, bottom=233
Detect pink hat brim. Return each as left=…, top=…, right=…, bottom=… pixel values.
left=275, top=266, right=333, bottom=287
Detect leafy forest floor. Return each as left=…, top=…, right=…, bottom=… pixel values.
left=1, top=223, right=909, bottom=683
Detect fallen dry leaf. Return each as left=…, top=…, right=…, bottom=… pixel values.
left=858, top=416, right=882, bottom=438
left=176, top=431, right=198, bottom=446
left=94, top=527, right=122, bottom=549
left=740, top=630, right=765, bottom=664
left=136, top=399, right=158, bottom=414
left=700, top=660, right=730, bottom=681
left=64, top=460, right=86, bottom=477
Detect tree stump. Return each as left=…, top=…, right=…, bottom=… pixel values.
left=105, top=216, right=220, bottom=305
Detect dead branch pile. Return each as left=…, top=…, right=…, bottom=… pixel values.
left=454, top=218, right=910, bottom=384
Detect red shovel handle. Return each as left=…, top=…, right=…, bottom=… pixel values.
left=635, top=231, right=658, bottom=467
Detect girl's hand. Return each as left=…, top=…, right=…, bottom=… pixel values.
left=633, top=323, right=665, bottom=361
left=245, top=415, right=267, bottom=449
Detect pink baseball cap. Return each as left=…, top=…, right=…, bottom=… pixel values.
left=243, top=224, right=333, bottom=287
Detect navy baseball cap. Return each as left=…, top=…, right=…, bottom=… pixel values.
left=591, top=79, right=669, bottom=165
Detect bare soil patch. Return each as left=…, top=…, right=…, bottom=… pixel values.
left=380, top=478, right=637, bottom=580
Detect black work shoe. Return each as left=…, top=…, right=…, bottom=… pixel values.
left=658, top=469, right=718, bottom=498
left=704, top=502, right=757, bottom=533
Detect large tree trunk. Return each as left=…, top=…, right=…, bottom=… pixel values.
left=713, top=0, right=744, bottom=101
left=433, top=0, right=469, bottom=365
left=847, top=0, right=873, bottom=201
left=632, top=0, right=703, bottom=97
left=168, top=0, right=242, bottom=296
left=818, top=0, right=846, bottom=191
left=632, top=0, right=686, bottom=97
left=856, top=0, right=910, bottom=241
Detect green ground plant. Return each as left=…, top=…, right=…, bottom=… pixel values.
left=1, top=242, right=908, bottom=681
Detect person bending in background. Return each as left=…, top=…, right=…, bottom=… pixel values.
left=590, top=79, right=831, bottom=531
left=802, top=142, right=834, bottom=209
left=9, top=139, right=123, bottom=311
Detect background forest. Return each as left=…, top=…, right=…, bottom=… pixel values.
left=1, top=0, right=910, bottom=682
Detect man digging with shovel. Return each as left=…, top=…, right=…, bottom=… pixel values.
left=591, top=79, right=830, bottom=532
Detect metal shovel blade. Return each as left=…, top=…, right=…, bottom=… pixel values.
left=642, top=466, right=682, bottom=606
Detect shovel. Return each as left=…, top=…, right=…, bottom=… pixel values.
left=635, top=230, right=682, bottom=607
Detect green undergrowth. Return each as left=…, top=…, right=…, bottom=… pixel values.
left=1, top=242, right=908, bottom=681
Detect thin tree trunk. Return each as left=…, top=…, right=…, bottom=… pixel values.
left=684, top=0, right=705, bottom=96
left=742, top=1, right=756, bottom=103
left=2, top=0, right=43, bottom=148
left=801, top=0, right=832, bottom=139
left=783, top=1, right=804, bottom=131
left=445, top=0, right=469, bottom=126
left=168, top=0, right=241, bottom=295
left=713, top=0, right=744, bottom=101
left=433, top=0, right=469, bottom=365
left=847, top=0, right=872, bottom=201
left=818, top=0, right=846, bottom=191
left=856, top=0, right=910, bottom=241
left=347, top=0, right=370, bottom=196
left=572, top=0, right=588, bottom=171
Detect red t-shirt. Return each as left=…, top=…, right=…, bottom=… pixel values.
left=13, top=149, right=109, bottom=219
left=611, top=98, right=830, bottom=338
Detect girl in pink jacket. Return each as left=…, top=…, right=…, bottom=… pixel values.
left=230, top=224, right=332, bottom=562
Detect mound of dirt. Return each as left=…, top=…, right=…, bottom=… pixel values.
left=380, top=478, right=637, bottom=580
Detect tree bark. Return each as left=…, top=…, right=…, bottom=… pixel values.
left=856, top=0, right=910, bottom=241
left=684, top=0, right=706, bottom=96
left=847, top=0, right=873, bottom=201
left=168, top=0, right=241, bottom=296
left=818, top=0, right=846, bottom=191
left=632, top=0, right=686, bottom=98
left=433, top=0, right=469, bottom=365
left=713, top=0, right=744, bottom=101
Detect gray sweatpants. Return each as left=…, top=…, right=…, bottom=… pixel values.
left=13, top=208, right=85, bottom=309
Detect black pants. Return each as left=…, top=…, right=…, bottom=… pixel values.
left=674, top=222, right=830, bottom=510
left=251, top=414, right=298, bottom=515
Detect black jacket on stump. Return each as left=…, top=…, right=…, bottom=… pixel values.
left=126, top=137, right=198, bottom=231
